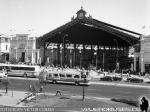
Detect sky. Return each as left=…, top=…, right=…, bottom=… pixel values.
left=0, top=0, right=149, bottom=37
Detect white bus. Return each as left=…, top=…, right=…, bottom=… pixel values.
left=40, top=69, right=91, bottom=86
left=0, top=63, right=41, bottom=77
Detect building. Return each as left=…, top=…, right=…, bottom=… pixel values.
left=10, top=34, right=40, bottom=64
left=0, top=34, right=10, bottom=63
left=134, top=35, right=150, bottom=73
left=37, top=7, right=141, bottom=70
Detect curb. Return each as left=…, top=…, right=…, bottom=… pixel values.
left=90, top=81, right=150, bottom=88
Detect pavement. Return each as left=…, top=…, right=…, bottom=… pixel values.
left=0, top=90, right=142, bottom=112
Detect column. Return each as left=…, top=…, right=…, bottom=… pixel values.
left=103, top=46, right=105, bottom=71
left=90, top=45, right=93, bottom=67
left=42, top=43, right=47, bottom=66
left=57, top=44, right=60, bottom=66
left=73, top=44, right=76, bottom=68
left=31, top=50, right=35, bottom=64
left=82, top=44, right=85, bottom=68
left=134, top=54, right=136, bottom=71
left=140, top=51, right=144, bottom=73
left=63, top=42, right=66, bottom=67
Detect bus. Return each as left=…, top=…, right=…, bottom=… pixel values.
left=40, top=69, right=91, bottom=86
left=0, top=63, right=42, bottom=78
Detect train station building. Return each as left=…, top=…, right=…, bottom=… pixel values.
left=37, top=7, right=142, bottom=72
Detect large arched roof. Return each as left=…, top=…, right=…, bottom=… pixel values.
left=37, top=8, right=141, bottom=48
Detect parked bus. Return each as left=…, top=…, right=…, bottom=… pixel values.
left=0, top=63, right=42, bottom=77
left=40, top=69, right=91, bottom=86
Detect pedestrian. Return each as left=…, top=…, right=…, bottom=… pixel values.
left=56, top=90, right=61, bottom=96
left=40, top=85, right=43, bottom=93
left=140, top=97, right=149, bottom=112
left=29, top=85, right=32, bottom=92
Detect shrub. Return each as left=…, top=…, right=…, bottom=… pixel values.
left=111, top=98, right=139, bottom=107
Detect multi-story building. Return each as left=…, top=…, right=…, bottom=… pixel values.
left=10, top=34, right=40, bottom=64
left=136, top=35, right=150, bottom=73
left=0, top=35, right=10, bottom=63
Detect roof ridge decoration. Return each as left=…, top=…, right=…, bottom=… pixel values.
left=76, top=6, right=87, bottom=19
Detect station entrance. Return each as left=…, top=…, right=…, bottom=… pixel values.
left=37, top=7, right=141, bottom=71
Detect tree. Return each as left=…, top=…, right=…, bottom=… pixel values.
left=38, top=69, right=47, bottom=93
left=1, top=78, right=9, bottom=93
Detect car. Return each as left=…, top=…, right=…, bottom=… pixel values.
left=100, top=76, right=113, bottom=81
left=126, top=77, right=143, bottom=83
left=0, top=71, right=8, bottom=80
left=112, top=76, right=122, bottom=81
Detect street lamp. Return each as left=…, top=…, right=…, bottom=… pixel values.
left=82, top=73, right=87, bottom=101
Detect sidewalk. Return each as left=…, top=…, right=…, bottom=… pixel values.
left=90, top=80, right=150, bottom=88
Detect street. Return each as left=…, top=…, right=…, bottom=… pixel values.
left=1, top=77, right=149, bottom=101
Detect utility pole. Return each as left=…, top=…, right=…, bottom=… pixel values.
left=82, top=73, right=86, bottom=101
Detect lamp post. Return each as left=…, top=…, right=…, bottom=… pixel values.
left=82, top=73, right=86, bottom=101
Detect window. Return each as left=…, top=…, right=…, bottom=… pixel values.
left=74, top=75, right=80, bottom=78
left=11, top=66, right=35, bottom=71
left=49, top=74, right=52, bottom=78
left=54, top=74, right=58, bottom=77
left=29, top=37, right=33, bottom=40
left=81, top=75, right=86, bottom=78
left=6, top=45, right=8, bottom=50
left=5, top=38, right=8, bottom=42
left=60, top=74, right=65, bottom=77
left=66, top=74, right=72, bottom=78
left=24, top=67, right=35, bottom=71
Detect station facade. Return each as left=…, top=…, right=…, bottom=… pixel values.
left=37, top=8, right=141, bottom=72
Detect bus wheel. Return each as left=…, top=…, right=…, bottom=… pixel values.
left=75, top=81, right=79, bottom=86
left=52, top=80, right=56, bottom=84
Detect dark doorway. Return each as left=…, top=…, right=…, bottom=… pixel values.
left=21, top=52, right=25, bottom=62
left=6, top=53, right=9, bottom=61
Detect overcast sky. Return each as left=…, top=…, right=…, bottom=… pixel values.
left=0, top=0, right=149, bottom=36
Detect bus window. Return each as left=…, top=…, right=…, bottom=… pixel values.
left=49, top=74, right=52, bottom=78
left=74, top=75, right=80, bottom=78
left=24, top=67, right=35, bottom=71
left=0, top=66, right=3, bottom=70
left=66, top=74, right=72, bottom=78
left=60, top=74, right=65, bottom=78
left=54, top=74, right=58, bottom=77
left=81, top=75, right=87, bottom=78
